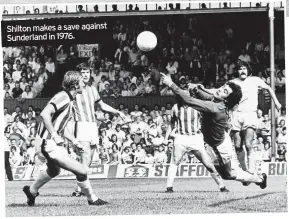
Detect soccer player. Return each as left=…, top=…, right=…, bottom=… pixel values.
left=71, top=66, right=125, bottom=197
left=23, top=71, right=108, bottom=206
left=164, top=94, right=229, bottom=193
left=230, top=62, right=281, bottom=175
left=161, top=73, right=267, bottom=188
left=199, top=61, right=281, bottom=177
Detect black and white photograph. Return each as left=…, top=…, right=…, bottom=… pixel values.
left=1, top=0, right=287, bottom=217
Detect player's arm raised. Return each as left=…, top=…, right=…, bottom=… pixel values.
left=257, top=78, right=282, bottom=111
left=161, top=73, right=217, bottom=113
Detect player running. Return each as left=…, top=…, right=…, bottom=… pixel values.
left=164, top=95, right=229, bottom=193
left=71, top=65, right=125, bottom=197
left=23, top=71, right=108, bottom=206
left=161, top=73, right=267, bottom=188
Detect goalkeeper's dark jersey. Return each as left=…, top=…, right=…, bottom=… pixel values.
left=171, top=83, right=228, bottom=147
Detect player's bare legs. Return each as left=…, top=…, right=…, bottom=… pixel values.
left=215, top=160, right=266, bottom=189
left=24, top=151, right=108, bottom=206
left=232, top=131, right=247, bottom=171
left=73, top=141, right=93, bottom=196
left=243, top=128, right=256, bottom=173
left=166, top=146, right=185, bottom=192
left=193, top=149, right=228, bottom=192
left=166, top=145, right=228, bottom=193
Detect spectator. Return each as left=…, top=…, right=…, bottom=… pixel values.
left=45, top=57, right=55, bottom=75
left=21, top=85, right=34, bottom=99
left=133, top=143, right=146, bottom=164
left=144, top=151, right=155, bottom=164
left=9, top=146, right=22, bottom=168
left=99, top=148, right=110, bottom=164
left=259, top=114, right=271, bottom=141
left=78, top=5, right=85, bottom=12
left=276, top=144, right=287, bottom=162
left=121, top=147, right=134, bottom=164
left=11, top=82, right=23, bottom=98
left=154, top=145, right=167, bottom=164
left=276, top=119, right=286, bottom=136
left=20, top=76, right=28, bottom=91
left=109, top=144, right=121, bottom=164
left=93, top=5, right=99, bottom=12
left=238, top=48, right=251, bottom=63
left=3, top=84, right=12, bottom=98
left=277, top=127, right=287, bottom=146
left=262, top=141, right=271, bottom=162
left=12, top=64, right=22, bottom=82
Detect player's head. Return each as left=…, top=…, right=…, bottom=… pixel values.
left=236, top=61, right=251, bottom=80
left=62, top=71, right=84, bottom=94
left=80, top=66, right=91, bottom=84
left=222, top=82, right=243, bottom=110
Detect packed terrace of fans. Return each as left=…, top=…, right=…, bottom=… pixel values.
left=3, top=12, right=286, bottom=169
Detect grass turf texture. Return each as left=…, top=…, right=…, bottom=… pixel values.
left=6, top=177, right=287, bottom=216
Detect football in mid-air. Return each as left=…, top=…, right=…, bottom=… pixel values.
left=137, top=31, right=157, bottom=52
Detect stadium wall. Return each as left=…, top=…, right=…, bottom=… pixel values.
left=9, top=162, right=287, bottom=181
left=4, top=94, right=286, bottom=114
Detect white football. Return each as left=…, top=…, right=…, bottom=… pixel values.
left=137, top=31, right=157, bottom=52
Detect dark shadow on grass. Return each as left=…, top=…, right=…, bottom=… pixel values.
left=41, top=194, right=72, bottom=197
left=8, top=203, right=59, bottom=207
left=208, top=192, right=275, bottom=207
left=138, top=190, right=222, bottom=194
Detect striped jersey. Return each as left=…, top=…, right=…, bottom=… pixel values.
left=172, top=103, right=200, bottom=135
left=74, top=85, right=101, bottom=122
left=37, top=91, right=74, bottom=140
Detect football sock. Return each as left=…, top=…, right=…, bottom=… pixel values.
left=75, top=185, right=82, bottom=193
left=166, top=164, right=178, bottom=188
left=30, top=170, right=52, bottom=196
left=237, top=150, right=247, bottom=171
left=247, top=149, right=256, bottom=174
left=77, top=179, right=98, bottom=202
left=211, top=173, right=225, bottom=189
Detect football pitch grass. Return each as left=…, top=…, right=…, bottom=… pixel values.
left=5, top=177, right=287, bottom=216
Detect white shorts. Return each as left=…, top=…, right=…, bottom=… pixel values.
left=231, top=111, right=258, bottom=131
left=35, top=135, right=68, bottom=162
left=73, top=121, right=99, bottom=145
left=172, top=133, right=205, bottom=165
left=206, top=133, right=236, bottom=166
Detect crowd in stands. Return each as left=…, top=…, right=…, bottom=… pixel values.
left=3, top=12, right=286, bottom=172
left=3, top=12, right=285, bottom=100
left=4, top=101, right=287, bottom=171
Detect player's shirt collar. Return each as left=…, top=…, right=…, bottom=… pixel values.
left=64, top=90, right=74, bottom=101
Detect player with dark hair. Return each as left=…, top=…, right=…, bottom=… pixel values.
left=70, top=65, right=125, bottom=197
left=23, top=71, right=108, bottom=206
left=229, top=61, right=281, bottom=178
left=161, top=73, right=267, bottom=187
left=201, top=61, right=281, bottom=183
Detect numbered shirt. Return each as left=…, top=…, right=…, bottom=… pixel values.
left=231, top=76, right=267, bottom=112
left=74, top=85, right=101, bottom=122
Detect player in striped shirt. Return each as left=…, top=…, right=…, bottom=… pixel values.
left=71, top=66, right=125, bottom=197
left=161, top=73, right=267, bottom=189
left=164, top=93, right=229, bottom=193
left=23, top=71, right=108, bottom=206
